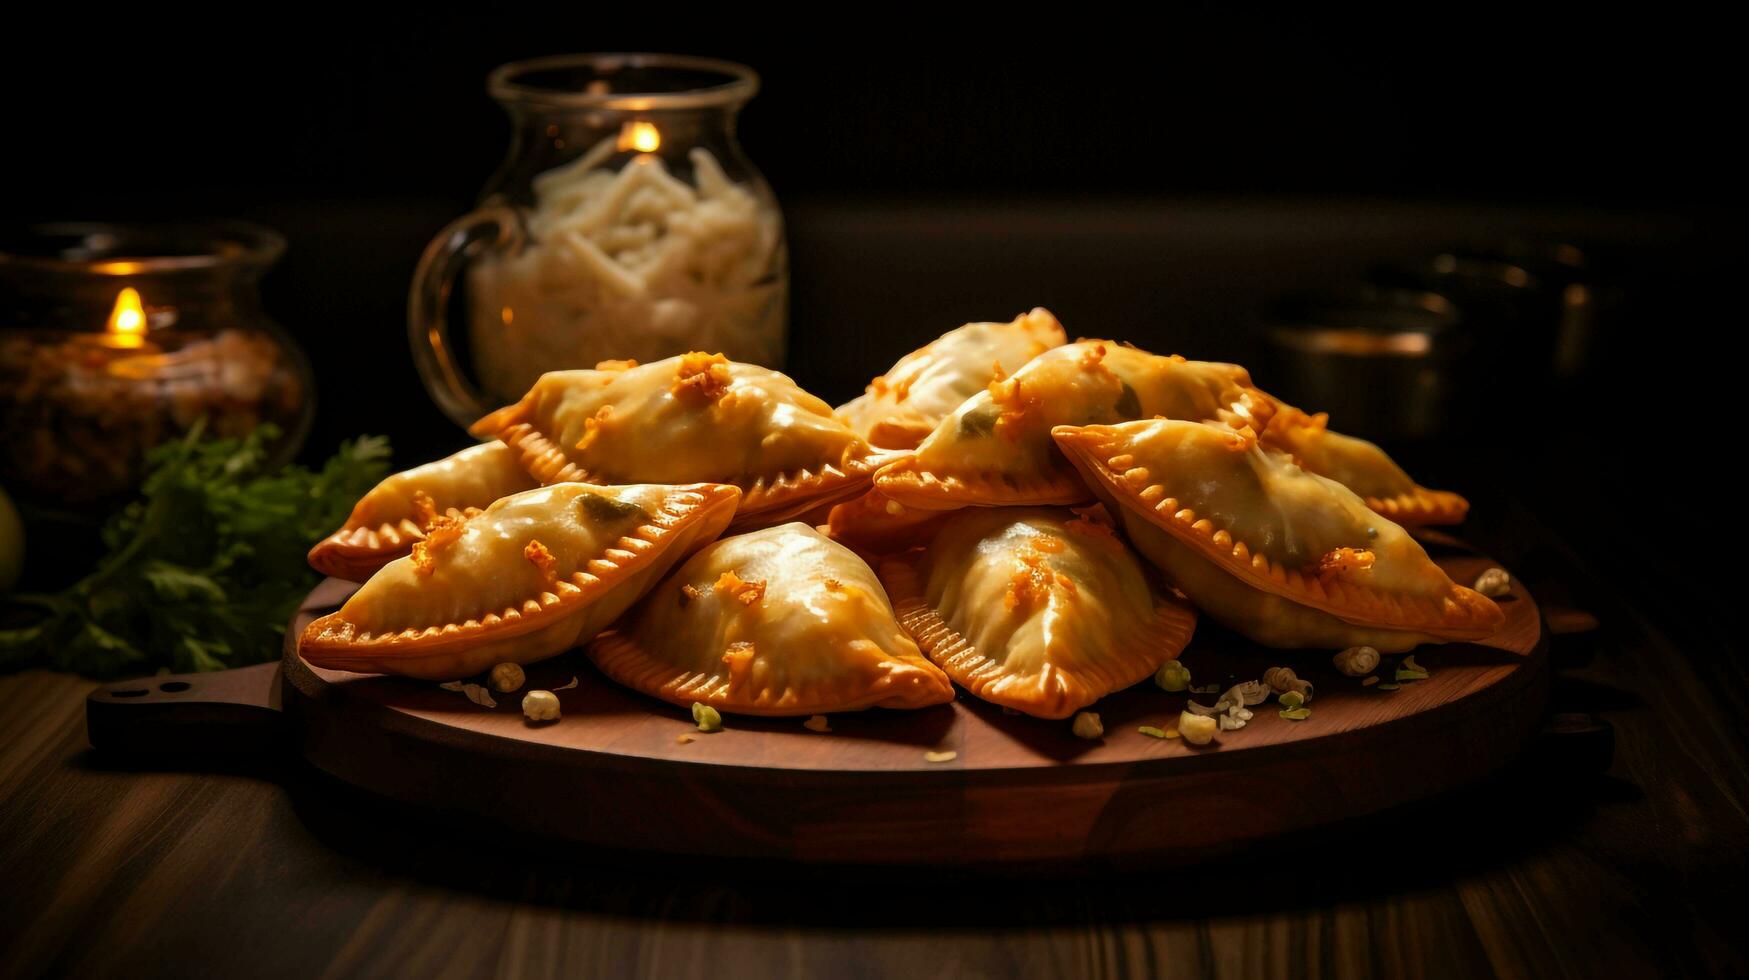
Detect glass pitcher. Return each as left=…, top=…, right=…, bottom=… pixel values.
left=411, top=53, right=788, bottom=428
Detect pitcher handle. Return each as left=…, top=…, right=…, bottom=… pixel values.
left=408, top=205, right=522, bottom=427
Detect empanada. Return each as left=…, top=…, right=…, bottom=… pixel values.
left=307, top=442, right=540, bottom=581
left=471, top=353, right=889, bottom=531
left=1261, top=403, right=1469, bottom=525
left=874, top=341, right=1274, bottom=510
left=880, top=507, right=1196, bottom=719
left=589, top=522, right=954, bottom=715
left=836, top=308, right=1067, bottom=449
left=299, top=482, right=740, bottom=679
left=1053, top=419, right=1501, bottom=651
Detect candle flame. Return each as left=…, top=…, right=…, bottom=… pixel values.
left=106, top=287, right=148, bottom=349
left=618, top=120, right=661, bottom=153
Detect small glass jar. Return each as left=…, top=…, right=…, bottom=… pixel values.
left=1264, top=286, right=1466, bottom=442
left=411, top=53, right=788, bottom=427
left=0, top=222, right=312, bottom=505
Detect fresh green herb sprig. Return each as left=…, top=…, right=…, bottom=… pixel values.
left=0, top=423, right=389, bottom=677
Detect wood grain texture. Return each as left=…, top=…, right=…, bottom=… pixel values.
left=4, top=529, right=1747, bottom=977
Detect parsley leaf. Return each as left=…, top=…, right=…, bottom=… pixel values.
left=0, top=423, right=389, bottom=677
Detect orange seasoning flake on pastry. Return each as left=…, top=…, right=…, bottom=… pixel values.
left=574, top=405, right=615, bottom=452
left=409, top=512, right=467, bottom=575
left=524, top=539, right=559, bottom=582
left=988, top=375, right=1042, bottom=441
left=714, top=570, right=767, bottom=605
left=670, top=352, right=733, bottom=404
left=1315, top=546, right=1375, bottom=581
left=411, top=490, right=439, bottom=530
left=722, top=640, right=757, bottom=684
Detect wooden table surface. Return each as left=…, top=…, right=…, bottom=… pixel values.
left=3, top=501, right=1746, bottom=980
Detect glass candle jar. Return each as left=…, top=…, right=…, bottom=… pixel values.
left=0, top=222, right=312, bottom=505
left=411, top=53, right=788, bottom=427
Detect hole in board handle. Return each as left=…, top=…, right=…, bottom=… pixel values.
left=158, top=681, right=192, bottom=693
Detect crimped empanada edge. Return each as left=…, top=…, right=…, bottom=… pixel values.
left=298, top=483, right=741, bottom=660
left=586, top=629, right=955, bottom=716
left=478, top=416, right=890, bottom=525
left=1051, top=425, right=1502, bottom=640
left=307, top=507, right=484, bottom=581
left=879, top=550, right=1196, bottom=719
left=872, top=454, right=1092, bottom=511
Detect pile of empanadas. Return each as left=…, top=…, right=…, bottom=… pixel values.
left=300, top=310, right=1502, bottom=722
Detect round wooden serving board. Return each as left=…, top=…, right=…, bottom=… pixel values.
left=259, top=550, right=1544, bottom=869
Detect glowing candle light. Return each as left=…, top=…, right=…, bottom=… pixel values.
left=104, top=287, right=148, bottom=349
left=617, top=120, right=661, bottom=154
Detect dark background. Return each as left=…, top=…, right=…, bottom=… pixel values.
left=3, top=19, right=1738, bottom=635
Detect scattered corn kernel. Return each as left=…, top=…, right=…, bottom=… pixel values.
left=1155, top=660, right=1191, bottom=692
left=1178, top=711, right=1218, bottom=745
left=1361, top=675, right=1380, bottom=687
left=1333, top=645, right=1380, bottom=677
left=692, top=702, right=724, bottom=732
left=1137, top=726, right=1171, bottom=738
left=1473, top=567, right=1512, bottom=597
left=1072, top=711, right=1105, bottom=740
left=676, top=733, right=695, bottom=744
left=488, top=662, right=526, bottom=693
left=804, top=715, right=831, bottom=733
left=925, top=750, right=957, bottom=763
left=521, top=690, right=560, bottom=722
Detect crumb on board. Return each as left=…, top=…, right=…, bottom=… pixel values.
left=1071, top=711, right=1104, bottom=740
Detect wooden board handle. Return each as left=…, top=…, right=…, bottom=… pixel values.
left=86, top=661, right=284, bottom=757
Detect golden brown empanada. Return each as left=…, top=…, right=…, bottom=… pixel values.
left=588, top=522, right=954, bottom=716
left=472, top=353, right=888, bottom=532
left=874, top=342, right=1274, bottom=510
left=307, top=442, right=540, bottom=581
left=1261, top=403, right=1469, bottom=525
left=1053, top=419, right=1501, bottom=651
left=299, top=482, right=740, bottom=679
left=880, top=507, right=1196, bottom=719
left=836, top=308, right=1067, bottom=449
